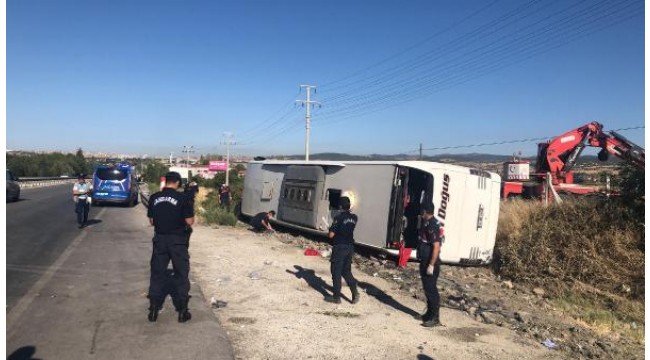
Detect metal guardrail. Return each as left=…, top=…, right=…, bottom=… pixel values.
left=140, top=192, right=150, bottom=208
left=17, top=177, right=77, bottom=189
left=140, top=183, right=152, bottom=208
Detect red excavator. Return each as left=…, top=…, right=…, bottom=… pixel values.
left=501, top=122, right=645, bottom=200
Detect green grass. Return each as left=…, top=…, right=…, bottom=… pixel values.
left=554, top=293, right=644, bottom=343
left=199, top=190, right=238, bottom=226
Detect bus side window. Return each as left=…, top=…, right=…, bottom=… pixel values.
left=327, top=189, right=342, bottom=210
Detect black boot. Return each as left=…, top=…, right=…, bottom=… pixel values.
left=178, top=298, right=192, bottom=323
left=419, top=301, right=433, bottom=321
left=324, top=295, right=341, bottom=304
left=148, top=305, right=161, bottom=322
left=422, top=311, right=441, bottom=327
left=351, top=286, right=360, bottom=304
left=418, top=309, right=433, bottom=321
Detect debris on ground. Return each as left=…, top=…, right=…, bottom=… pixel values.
left=543, top=339, right=558, bottom=350
left=264, top=224, right=644, bottom=359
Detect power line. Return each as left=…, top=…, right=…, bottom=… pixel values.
left=314, top=0, right=640, bottom=122
left=319, top=0, right=504, bottom=90
left=318, top=0, right=552, bottom=101
left=408, top=125, right=645, bottom=153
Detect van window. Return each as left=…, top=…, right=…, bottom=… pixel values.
left=96, top=168, right=128, bottom=181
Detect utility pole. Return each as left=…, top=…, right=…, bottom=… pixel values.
left=222, top=132, right=236, bottom=186
left=169, top=152, right=174, bottom=166
left=182, top=145, right=195, bottom=168
left=419, top=143, right=423, bottom=160
left=296, top=85, right=321, bottom=161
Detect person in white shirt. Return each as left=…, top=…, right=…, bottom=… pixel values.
left=72, top=174, right=91, bottom=228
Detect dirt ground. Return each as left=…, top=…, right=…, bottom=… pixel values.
left=189, top=225, right=565, bottom=360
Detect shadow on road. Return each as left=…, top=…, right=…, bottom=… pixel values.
left=358, top=281, right=419, bottom=318
left=286, top=265, right=351, bottom=302
left=7, top=198, right=31, bottom=204
left=7, top=346, right=42, bottom=360
left=84, top=219, right=102, bottom=227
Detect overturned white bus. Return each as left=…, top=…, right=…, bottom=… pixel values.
left=241, top=160, right=501, bottom=265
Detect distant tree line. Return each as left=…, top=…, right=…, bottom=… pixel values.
left=7, top=148, right=94, bottom=177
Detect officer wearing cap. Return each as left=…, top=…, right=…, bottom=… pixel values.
left=324, top=196, right=360, bottom=304
left=72, top=174, right=91, bottom=228
left=418, top=202, right=443, bottom=327
left=147, top=172, right=195, bottom=323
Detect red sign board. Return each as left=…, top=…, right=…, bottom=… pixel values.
left=209, top=161, right=228, bottom=171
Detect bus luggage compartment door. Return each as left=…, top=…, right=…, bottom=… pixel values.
left=278, top=166, right=325, bottom=229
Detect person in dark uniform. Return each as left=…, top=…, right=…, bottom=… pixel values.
left=72, top=174, right=91, bottom=228
left=219, top=185, right=231, bottom=211
left=324, top=196, right=359, bottom=304
left=184, top=178, right=199, bottom=206
left=418, top=202, right=443, bottom=327
left=147, top=172, right=195, bottom=323
left=250, top=210, right=275, bottom=232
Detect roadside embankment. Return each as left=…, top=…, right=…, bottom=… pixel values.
left=189, top=225, right=558, bottom=360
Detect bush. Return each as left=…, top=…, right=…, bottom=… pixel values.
left=202, top=206, right=238, bottom=226
left=494, top=199, right=644, bottom=300
left=198, top=190, right=238, bottom=226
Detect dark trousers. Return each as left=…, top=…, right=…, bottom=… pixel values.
left=75, top=200, right=89, bottom=225
left=149, top=233, right=190, bottom=310
left=330, top=244, right=357, bottom=298
left=418, top=243, right=441, bottom=321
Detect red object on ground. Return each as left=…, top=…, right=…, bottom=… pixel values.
left=398, top=242, right=411, bottom=268
left=304, top=248, right=319, bottom=256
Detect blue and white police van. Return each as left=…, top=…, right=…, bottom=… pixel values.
left=92, top=163, right=139, bottom=206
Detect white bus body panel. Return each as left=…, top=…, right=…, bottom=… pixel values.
left=242, top=160, right=501, bottom=265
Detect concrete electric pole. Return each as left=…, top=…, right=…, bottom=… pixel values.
left=182, top=146, right=195, bottom=168
left=296, top=85, right=321, bottom=161
left=222, top=132, right=236, bottom=186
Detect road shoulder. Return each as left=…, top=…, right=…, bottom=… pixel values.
left=190, top=225, right=559, bottom=360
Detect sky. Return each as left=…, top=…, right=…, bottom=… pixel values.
left=6, top=0, right=646, bottom=158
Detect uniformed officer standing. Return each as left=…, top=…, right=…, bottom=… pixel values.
left=72, top=174, right=91, bottom=229
left=418, top=202, right=443, bottom=327
left=324, top=196, right=360, bottom=304
left=147, top=172, right=195, bottom=323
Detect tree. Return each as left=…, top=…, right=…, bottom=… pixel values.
left=144, top=161, right=169, bottom=183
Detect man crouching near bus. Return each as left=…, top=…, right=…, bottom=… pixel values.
left=324, top=196, right=360, bottom=304
left=418, top=202, right=442, bottom=327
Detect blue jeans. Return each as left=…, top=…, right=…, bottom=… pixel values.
left=75, top=200, right=89, bottom=225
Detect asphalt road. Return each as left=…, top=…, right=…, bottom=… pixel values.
left=7, top=185, right=234, bottom=360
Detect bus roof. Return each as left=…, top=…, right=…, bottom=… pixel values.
left=250, top=160, right=499, bottom=178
